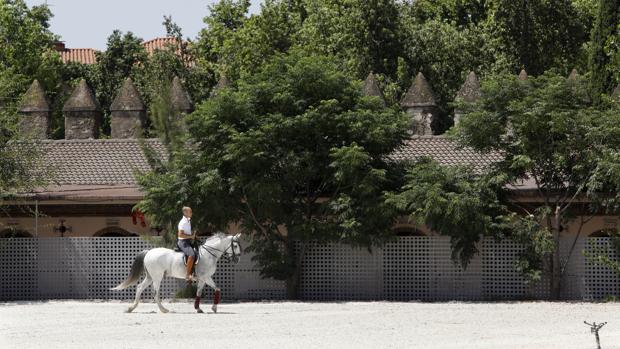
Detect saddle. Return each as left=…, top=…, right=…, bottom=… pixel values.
left=174, top=243, right=200, bottom=265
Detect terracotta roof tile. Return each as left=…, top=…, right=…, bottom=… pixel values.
left=60, top=48, right=98, bottom=64
left=32, top=137, right=498, bottom=187
left=59, top=38, right=187, bottom=65
left=390, top=136, right=502, bottom=172
left=39, top=139, right=166, bottom=185
left=143, top=37, right=182, bottom=56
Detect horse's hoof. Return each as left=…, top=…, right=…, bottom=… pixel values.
left=125, top=308, right=134, bottom=313
left=196, top=308, right=204, bottom=314
left=160, top=308, right=169, bottom=314
left=211, top=305, right=217, bottom=313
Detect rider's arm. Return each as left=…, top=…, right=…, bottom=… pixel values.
left=178, top=219, right=186, bottom=239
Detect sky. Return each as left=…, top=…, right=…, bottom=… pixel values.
left=25, top=0, right=263, bottom=50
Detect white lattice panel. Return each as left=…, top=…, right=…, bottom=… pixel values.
left=558, top=236, right=586, bottom=300
left=297, top=242, right=383, bottom=300
left=584, top=238, right=620, bottom=300
left=0, top=236, right=612, bottom=301
left=231, top=249, right=286, bottom=300
left=298, top=243, right=336, bottom=300
left=383, top=236, right=432, bottom=300
left=0, top=238, right=38, bottom=300
left=481, top=240, right=541, bottom=299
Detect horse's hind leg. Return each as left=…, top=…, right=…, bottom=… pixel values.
left=126, top=275, right=152, bottom=313
left=152, top=276, right=169, bottom=313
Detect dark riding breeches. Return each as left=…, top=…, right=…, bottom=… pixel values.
left=177, top=239, right=196, bottom=259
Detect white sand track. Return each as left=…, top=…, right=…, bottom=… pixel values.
left=1, top=300, right=620, bottom=349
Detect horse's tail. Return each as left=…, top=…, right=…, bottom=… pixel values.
left=111, top=250, right=148, bottom=290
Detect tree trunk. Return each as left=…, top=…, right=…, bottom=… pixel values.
left=551, top=228, right=561, bottom=300
left=286, top=266, right=300, bottom=299
left=550, top=206, right=562, bottom=300
left=285, top=239, right=305, bottom=300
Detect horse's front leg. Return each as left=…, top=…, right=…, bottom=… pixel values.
left=194, top=279, right=206, bottom=313
left=203, top=277, right=221, bottom=313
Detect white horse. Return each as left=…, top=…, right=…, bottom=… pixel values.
left=112, top=233, right=242, bottom=314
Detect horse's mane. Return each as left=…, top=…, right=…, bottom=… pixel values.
left=204, top=232, right=227, bottom=242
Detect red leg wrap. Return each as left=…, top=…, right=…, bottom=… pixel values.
left=194, top=296, right=201, bottom=309
left=214, top=290, right=221, bottom=305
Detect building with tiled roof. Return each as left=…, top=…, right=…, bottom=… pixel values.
left=54, top=37, right=186, bottom=65
left=143, top=37, right=183, bottom=56
left=390, top=136, right=502, bottom=172
left=59, top=48, right=98, bottom=65
left=2, top=72, right=615, bottom=239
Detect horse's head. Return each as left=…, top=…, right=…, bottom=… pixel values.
left=223, top=233, right=242, bottom=264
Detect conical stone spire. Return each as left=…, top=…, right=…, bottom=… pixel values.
left=456, top=71, right=481, bottom=102
left=401, top=72, right=437, bottom=108
left=110, top=78, right=145, bottom=111
left=210, top=74, right=232, bottom=97
left=362, top=72, right=385, bottom=105
left=454, top=71, right=481, bottom=127
left=110, top=78, right=146, bottom=138
left=20, top=80, right=50, bottom=112
left=401, top=72, right=437, bottom=135
left=518, top=69, right=528, bottom=81
left=63, top=79, right=101, bottom=139
left=170, top=76, right=193, bottom=113
left=18, top=80, right=50, bottom=139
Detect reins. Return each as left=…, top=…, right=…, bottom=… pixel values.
left=200, top=236, right=241, bottom=262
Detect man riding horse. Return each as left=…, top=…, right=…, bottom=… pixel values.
left=177, top=206, right=196, bottom=281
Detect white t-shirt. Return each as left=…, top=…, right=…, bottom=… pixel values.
left=178, top=216, right=192, bottom=239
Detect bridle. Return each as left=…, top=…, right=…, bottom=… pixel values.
left=201, top=236, right=242, bottom=263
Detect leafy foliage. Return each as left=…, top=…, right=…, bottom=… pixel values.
left=589, top=0, right=620, bottom=103
left=387, top=158, right=512, bottom=266
left=138, top=52, right=408, bottom=292
left=455, top=71, right=620, bottom=297
left=485, top=0, right=588, bottom=76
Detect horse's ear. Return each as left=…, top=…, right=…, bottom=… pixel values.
left=234, top=233, right=241, bottom=240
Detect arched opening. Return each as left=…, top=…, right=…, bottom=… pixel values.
left=589, top=229, right=618, bottom=238
left=393, top=227, right=426, bottom=237
left=94, top=226, right=138, bottom=237
left=584, top=229, right=620, bottom=299
left=0, top=229, right=33, bottom=238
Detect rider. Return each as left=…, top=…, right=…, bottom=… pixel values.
left=177, top=206, right=196, bottom=281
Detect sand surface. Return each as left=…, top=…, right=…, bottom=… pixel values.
left=1, top=300, right=620, bottom=349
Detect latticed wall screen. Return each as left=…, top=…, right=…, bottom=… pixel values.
left=0, top=237, right=284, bottom=301
left=1, top=236, right=619, bottom=301
left=584, top=238, right=620, bottom=300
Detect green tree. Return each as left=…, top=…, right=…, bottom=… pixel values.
left=407, top=0, right=488, bottom=26
left=398, top=18, right=499, bottom=131
left=485, top=0, right=588, bottom=75
left=0, top=0, right=62, bottom=127
left=137, top=51, right=408, bottom=298
left=391, top=72, right=620, bottom=299
left=387, top=158, right=513, bottom=266
left=589, top=0, right=620, bottom=103
left=89, top=30, right=147, bottom=134
left=297, top=0, right=402, bottom=77
left=454, top=72, right=620, bottom=299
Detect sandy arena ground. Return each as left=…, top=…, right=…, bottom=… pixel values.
left=1, top=300, right=620, bottom=349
